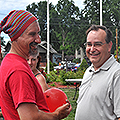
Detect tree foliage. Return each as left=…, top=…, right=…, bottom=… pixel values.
left=25, top=0, right=120, bottom=58
left=52, top=0, right=82, bottom=59
left=82, top=0, right=120, bottom=53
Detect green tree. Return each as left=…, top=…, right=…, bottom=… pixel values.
left=52, top=0, right=81, bottom=60
left=82, top=0, right=120, bottom=53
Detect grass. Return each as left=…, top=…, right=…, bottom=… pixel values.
left=60, top=88, right=79, bottom=120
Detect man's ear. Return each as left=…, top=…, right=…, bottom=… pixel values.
left=108, top=41, right=113, bottom=52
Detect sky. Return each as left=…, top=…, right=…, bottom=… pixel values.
left=0, top=0, right=85, bottom=42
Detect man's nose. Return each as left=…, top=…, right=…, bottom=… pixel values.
left=35, top=35, right=41, bottom=43
left=90, top=45, right=95, bottom=51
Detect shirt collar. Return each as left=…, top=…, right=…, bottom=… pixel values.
left=89, top=54, right=116, bottom=73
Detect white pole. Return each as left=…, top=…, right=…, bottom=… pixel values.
left=100, top=0, right=102, bottom=25
left=47, top=0, right=50, bottom=74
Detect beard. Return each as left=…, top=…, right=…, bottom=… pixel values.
left=29, top=42, right=38, bottom=56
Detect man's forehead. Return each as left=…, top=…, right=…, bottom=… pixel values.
left=24, top=21, right=40, bottom=33
left=89, top=30, right=96, bottom=34
left=88, top=29, right=106, bottom=37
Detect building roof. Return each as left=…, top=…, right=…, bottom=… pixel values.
left=38, top=41, right=58, bottom=54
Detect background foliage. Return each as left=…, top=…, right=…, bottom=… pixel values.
left=46, top=58, right=89, bottom=85
left=26, top=0, right=120, bottom=58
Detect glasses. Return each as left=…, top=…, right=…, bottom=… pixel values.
left=84, top=42, right=107, bottom=48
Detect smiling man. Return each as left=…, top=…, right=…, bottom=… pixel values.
left=0, top=10, right=72, bottom=120
left=75, top=25, right=120, bottom=120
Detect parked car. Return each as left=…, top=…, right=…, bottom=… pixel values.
left=54, top=64, right=64, bottom=70
left=71, top=63, right=81, bottom=72
left=61, top=61, right=71, bottom=65
left=64, top=62, right=76, bottom=71
left=54, top=61, right=75, bottom=71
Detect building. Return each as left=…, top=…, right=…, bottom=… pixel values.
left=75, top=47, right=85, bottom=62
left=36, top=41, right=61, bottom=67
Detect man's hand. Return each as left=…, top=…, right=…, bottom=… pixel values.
left=54, top=100, right=72, bottom=120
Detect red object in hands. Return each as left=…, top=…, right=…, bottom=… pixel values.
left=44, top=88, right=67, bottom=112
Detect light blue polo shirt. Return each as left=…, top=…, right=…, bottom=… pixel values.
left=75, top=55, right=120, bottom=120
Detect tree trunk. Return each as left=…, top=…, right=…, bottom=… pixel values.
left=62, top=41, right=64, bottom=61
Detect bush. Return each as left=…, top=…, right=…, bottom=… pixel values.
left=46, top=70, right=58, bottom=83
left=46, top=59, right=89, bottom=85
left=72, top=58, right=81, bottom=63
left=56, top=70, right=67, bottom=85
left=46, top=69, right=85, bottom=85
left=79, top=58, right=89, bottom=71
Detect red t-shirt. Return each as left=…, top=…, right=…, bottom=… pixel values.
left=0, top=53, right=49, bottom=120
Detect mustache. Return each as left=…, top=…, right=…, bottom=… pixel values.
left=29, top=42, right=38, bottom=55
left=29, top=42, right=38, bottom=47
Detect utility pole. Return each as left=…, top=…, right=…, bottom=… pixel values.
left=116, top=28, right=118, bottom=61
left=47, top=0, right=50, bottom=74
left=100, top=0, right=102, bottom=25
